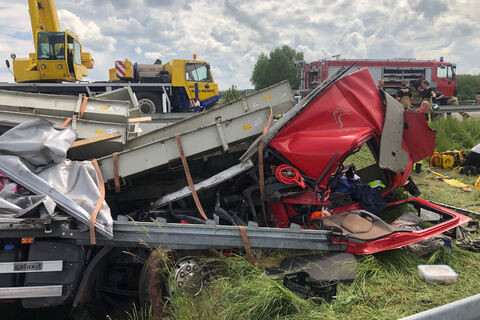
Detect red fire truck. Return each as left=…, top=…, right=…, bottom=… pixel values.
left=301, top=58, right=456, bottom=97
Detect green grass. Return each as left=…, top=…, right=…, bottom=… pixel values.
left=431, top=117, right=480, bottom=152
left=165, top=248, right=480, bottom=320
left=412, top=168, right=480, bottom=212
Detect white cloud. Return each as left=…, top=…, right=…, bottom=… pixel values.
left=100, top=16, right=144, bottom=36
left=58, top=9, right=116, bottom=52
left=144, top=52, right=163, bottom=59
left=0, top=0, right=478, bottom=89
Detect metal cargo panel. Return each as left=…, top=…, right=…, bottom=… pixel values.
left=127, top=81, right=294, bottom=148
left=0, top=89, right=132, bottom=123
left=98, top=84, right=296, bottom=181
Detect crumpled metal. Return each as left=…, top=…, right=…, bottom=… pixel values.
left=0, top=119, right=113, bottom=238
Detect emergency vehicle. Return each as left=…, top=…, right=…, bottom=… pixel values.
left=301, top=58, right=456, bottom=97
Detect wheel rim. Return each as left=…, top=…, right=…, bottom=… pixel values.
left=139, top=98, right=156, bottom=114
left=169, top=256, right=207, bottom=296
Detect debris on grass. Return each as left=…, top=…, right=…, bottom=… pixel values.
left=418, top=265, right=458, bottom=284
left=164, top=247, right=480, bottom=320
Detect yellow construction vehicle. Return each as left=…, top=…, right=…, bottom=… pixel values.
left=11, top=0, right=93, bottom=82
left=3, top=1, right=218, bottom=114
left=109, top=57, right=219, bottom=113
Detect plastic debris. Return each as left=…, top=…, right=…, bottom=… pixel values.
left=418, top=264, right=458, bottom=284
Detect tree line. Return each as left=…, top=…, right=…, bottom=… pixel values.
left=456, top=74, right=480, bottom=101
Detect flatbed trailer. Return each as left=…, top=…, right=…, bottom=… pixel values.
left=0, top=79, right=302, bottom=311
left=0, top=82, right=174, bottom=113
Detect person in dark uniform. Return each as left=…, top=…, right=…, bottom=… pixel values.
left=435, top=90, right=469, bottom=118
left=420, top=80, right=436, bottom=107
left=396, top=81, right=412, bottom=110
left=435, top=91, right=459, bottom=106
left=411, top=75, right=425, bottom=107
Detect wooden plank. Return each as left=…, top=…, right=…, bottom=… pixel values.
left=128, top=117, right=152, bottom=123
left=70, top=132, right=121, bottom=149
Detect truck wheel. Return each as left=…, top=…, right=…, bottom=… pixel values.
left=138, top=249, right=216, bottom=317
left=137, top=92, right=161, bottom=114
left=138, top=250, right=169, bottom=317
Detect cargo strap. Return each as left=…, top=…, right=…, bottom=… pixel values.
left=174, top=134, right=208, bottom=221
left=258, top=108, right=273, bottom=225
left=112, top=152, right=121, bottom=193
left=238, top=226, right=258, bottom=266
left=61, top=117, right=72, bottom=128
left=79, top=96, right=88, bottom=119
left=90, top=158, right=105, bottom=245
left=61, top=96, right=89, bottom=128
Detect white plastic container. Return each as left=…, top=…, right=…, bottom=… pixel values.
left=418, top=264, right=458, bottom=284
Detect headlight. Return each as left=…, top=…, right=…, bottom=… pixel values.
left=41, top=64, right=46, bottom=69
left=58, top=64, right=62, bottom=69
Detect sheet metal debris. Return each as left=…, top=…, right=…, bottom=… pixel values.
left=0, top=119, right=113, bottom=238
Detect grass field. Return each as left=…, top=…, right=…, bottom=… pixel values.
left=121, top=118, right=480, bottom=320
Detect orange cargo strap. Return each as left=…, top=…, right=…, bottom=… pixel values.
left=112, top=152, right=121, bottom=193
left=90, top=158, right=105, bottom=245
left=258, top=108, right=273, bottom=225
left=238, top=226, right=257, bottom=266
left=61, top=117, right=72, bottom=128
left=61, top=96, right=88, bottom=128
left=174, top=133, right=208, bottom=221
left=79, top=96, right=88, bottom=119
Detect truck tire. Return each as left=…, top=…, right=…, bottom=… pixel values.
left=138, top=249, right=216, bottom=317
left=138, top=250, right=169, bottom=317
left=137, top=92, right=162, bottom=114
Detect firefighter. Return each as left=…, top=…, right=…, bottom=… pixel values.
left=410, top=75, right=425, bottom=107
left=436, top=90, right=469, bottom=118
left=420, top=80, right=436, bottom=107
left=396, top=81, right=412, bottom=110
left=377, top=79, right=384, bottom=90
left=435, top=91, right=459, bottom=106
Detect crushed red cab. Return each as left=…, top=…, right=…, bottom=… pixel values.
left=243, top=67, right=469, bottom=255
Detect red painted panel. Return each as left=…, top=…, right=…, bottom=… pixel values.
left=403, top=111, right=436, bottom=163
left=270, top=68, right=384, bottom=185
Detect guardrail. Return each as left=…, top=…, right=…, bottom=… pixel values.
left=436, top=104, right=480, bottom=113
left=400, top=293, right=480, bottom=320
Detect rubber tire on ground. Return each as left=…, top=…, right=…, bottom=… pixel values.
left=138, top=249, right=217, bottom=318
left=136, top=92, right=162, bottom=114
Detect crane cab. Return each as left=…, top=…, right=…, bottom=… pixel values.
left=13, top=30, right=92, bottom=83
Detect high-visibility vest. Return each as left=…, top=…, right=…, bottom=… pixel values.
left=368, top=180, right=386, bottom=189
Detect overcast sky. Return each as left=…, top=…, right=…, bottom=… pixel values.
left=0, top=0, right=478, bottom=89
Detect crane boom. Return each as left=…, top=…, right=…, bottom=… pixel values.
left=28, top=0, right=61, bottom=50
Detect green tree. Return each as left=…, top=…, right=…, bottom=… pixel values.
left=456, top=74, right=480, bottom=100
left=222, top=85, right=241, bottom=103
left=250, top=45, right=304, bottom=90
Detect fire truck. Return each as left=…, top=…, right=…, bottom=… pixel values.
left=300, top=58, right=457, bottom=97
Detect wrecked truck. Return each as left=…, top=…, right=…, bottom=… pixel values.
left=0, top=67, right=470, bottom=314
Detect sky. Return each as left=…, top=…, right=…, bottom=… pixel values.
left=0, top=0, right=479, bottom=90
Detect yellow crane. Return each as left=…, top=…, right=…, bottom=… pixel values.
left=11, top=0, right=93, bottom=82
